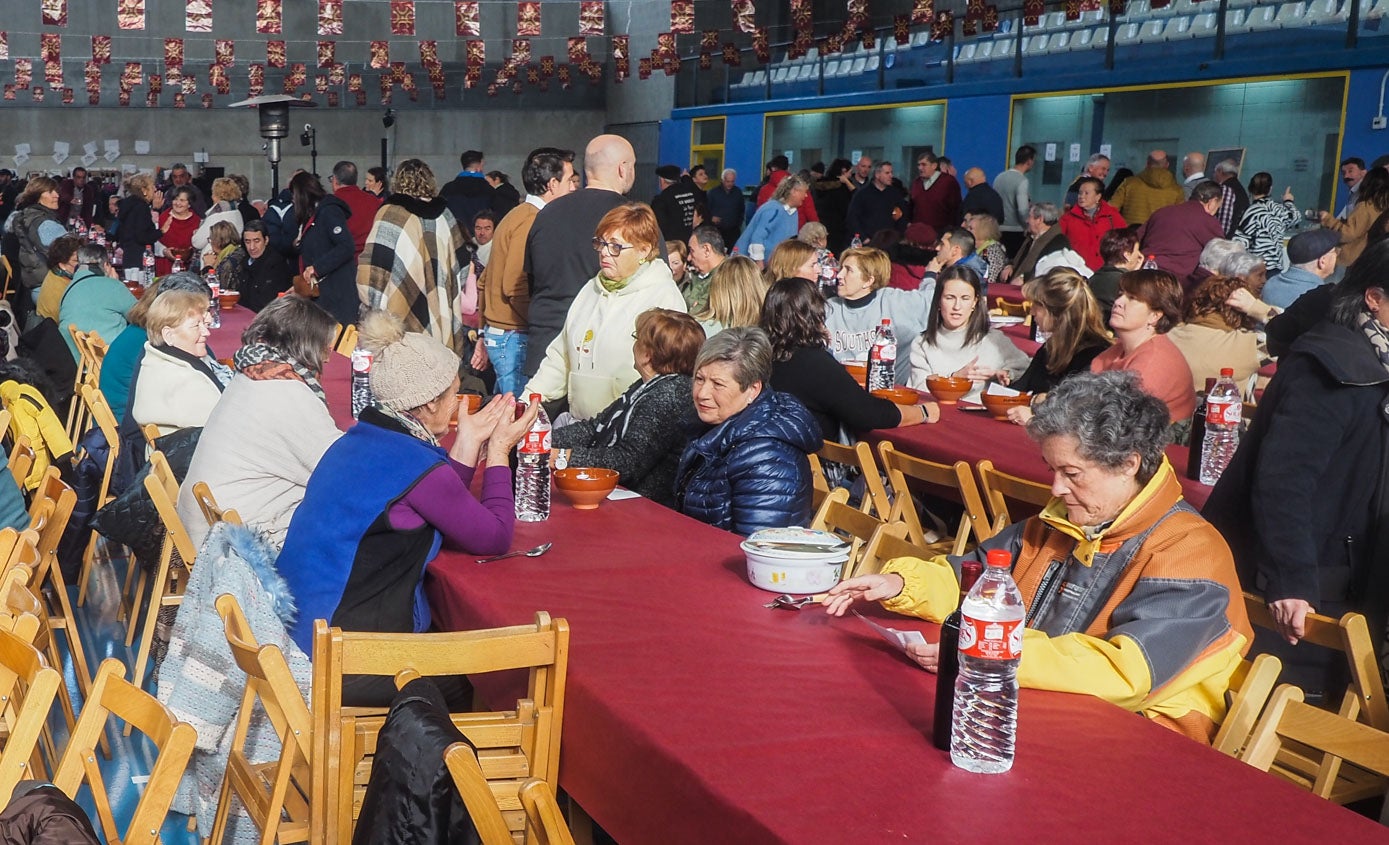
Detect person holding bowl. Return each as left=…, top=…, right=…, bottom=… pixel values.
left=908, top=265, right=1031, bottom=404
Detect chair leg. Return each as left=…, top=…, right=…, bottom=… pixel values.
left=75, top=532, right=100, bottom=607
left=47, top=565, right=94, bottom=702
left=124, top=567, right=149, bottom=647
left=208, top=768, right=235, bottom=845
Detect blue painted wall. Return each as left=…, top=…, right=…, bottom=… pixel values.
left=1344, top=66, right=1389, bottom=166
left=942, top=94, right=1013, bottom=179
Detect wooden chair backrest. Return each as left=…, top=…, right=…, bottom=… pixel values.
left=1242, top=593, right=1389, bottom=731
left=79, top=385, right=120, bottom=507
left=808, top=440, right=891, bottom=518
left=442, top=742, right=518, bottom=845
left=25, top=467, right=76, bottom=583
left=993, top=298, right=1030, bottom=318
left=6, top=437, right=32, bottom=494
left=878, top=441, right=991, bottom=553
left=210, top=594, right=313, bottom=845
left=146, top=450, right=198, bottom=566
left=0, top=625, right=60, bottom=807
left=856, top=525, right=942, bottom=579
left=0, top=572, right=40, bottom=647
left=310, top=613, right=569, bottom=843
left=141, top=423, right=162, bottom=450
left=84, top=332, right=108, bottom=379
left=191, top=481, right=227, bottom=528
left=1212, top=652, right=1283, bottom=757
left=335, top=323, right=359, bottom=356
left=52, top=659, right=196, bottom=845
left=1243, top=684, right=1389, bottom=797
left=519, top=778, right=579, bottom=845
left=0, top=257, right=12, bottom=300
left=976, top=458, right=1053, bottom=534
left=809, top=494, right=885, bottom=581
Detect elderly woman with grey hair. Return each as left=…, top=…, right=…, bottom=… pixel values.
left=736, top=175, right=811, bottom=265
left=674, top=326, right=821, bottom=536
left=826, top=370, right=1253, bottom=744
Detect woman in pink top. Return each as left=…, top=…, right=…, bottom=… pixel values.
left=1091, top=269, right=1196, bottom=422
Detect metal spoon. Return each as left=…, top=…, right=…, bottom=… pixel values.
left=476, top=542, right=553, bottom=564
left=763, top=593, right=827, bottom=610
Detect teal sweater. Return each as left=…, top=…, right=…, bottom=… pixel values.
left=98, top=324, right=147, bottom=421
left=56, top=268, right=137, bottom=362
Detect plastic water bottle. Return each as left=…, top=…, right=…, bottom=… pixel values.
left=1199, top=367, right=1241, bottom=486
left=141, top=248, right=156, bottom=284
left=350, top=346, right=374, bottom=418
left=515, top=393, right=551, bottom=522
left=206, top=270, right=221, bottom=329
left=933, top=558, right=984, bottom=751
left=1141, top=254, right=1160, bottom=270
left=866, top=319, right=896, bottom=391
left=851, top=234, right=863, bottom=249
left=951, top=548, right=1024, bottom=774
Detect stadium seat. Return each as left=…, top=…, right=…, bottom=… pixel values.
left=1275, top=1, right=1308, bottom=25
left=1244, top=4, right=1282, bottom=30
left=1115, top=21, right=1143, bottom=44
left=1138, top=19, right=1167, bottom=41
left=1305, top=0, right=1342, bottom=22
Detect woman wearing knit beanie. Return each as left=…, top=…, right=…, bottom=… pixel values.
left=276, top=310, right=540, bottom=706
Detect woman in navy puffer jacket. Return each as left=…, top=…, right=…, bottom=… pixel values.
left=676, top=327, right=821, bottom=536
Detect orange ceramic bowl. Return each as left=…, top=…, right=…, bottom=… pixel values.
left=871, top=387, right=921, bottom=405
left=926, top=375, right=972, bottom=405
left=554, top=467, right=620, bottom=510
left=980, top=392, right=1032, bottom=420
left=844, top=362, right=868, bottom=387
left=217, top=290, right=241, bottom=310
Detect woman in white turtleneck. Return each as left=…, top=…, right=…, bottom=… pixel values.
left=908, top=265, right=1031, bottom=403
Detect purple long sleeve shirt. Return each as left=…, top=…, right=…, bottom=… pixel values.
left=387, top=460, right=515, bottom=557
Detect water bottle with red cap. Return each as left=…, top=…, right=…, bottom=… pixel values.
left=951, top=548, right=1025, bottom=773
left=515, top=394, right=551, bottom=522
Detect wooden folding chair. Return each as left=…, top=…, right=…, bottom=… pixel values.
left=0, top=624, right=60, bottom=808
left=141, top=423, right=162, bottom=451
left=810, top=490, right=886, bottom=581
left=335, top=323, right=359, bottom=355
left=190, top=481, right=231, bottom=528
left=977, top=458, right=1054, bottom=534
left=65, top=327, right=92, bottom=442
left=53, top=659, right=197, bottom=845
left=1212, top=652, right=1283, bottom=757
left=1244, top=684, right=1389, bottom=822
left=75, top=384, right=122, bottom=607
left=5, top=436, right=32, bottom=496
left=442, top=742, right=519, bottom=845
left=0, top=256, right=13, bottom=302
left=23, top=468, right=95, bottom=714
left=1241, top=594, right=1389, bottom=804
left=209, top=594, right=313, bottom=845
left=854, top=524, right=943, bottom=580
left=310, top=612, right=569, bottom=843
left=129, top=450, right=199, bottom=689
left=808, top=440, right=891, bottom=517
left=877, top=441, right=991, bottom=555
left=519, top=778, right=579, bottom=845
left=992, top=298, right=1030, bottom=319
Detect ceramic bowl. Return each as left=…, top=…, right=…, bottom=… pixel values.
left=926, top=375, right=973, bottom=405
left=844, top=362, right=868, bottom=387
left=554, top=467, right=620, bottom=510
left=980, top=392, right=1033, bottom=421
left=217, top=290, right=241, bottom=310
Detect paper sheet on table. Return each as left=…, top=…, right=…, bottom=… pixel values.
left=984, top=382, right=1021, bottom=398
left=606, top=488, right=642, bottom=501
left=853, top=611, right=927, bottom=654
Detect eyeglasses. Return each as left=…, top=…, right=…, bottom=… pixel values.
left=592, top=237, right=637, bottom=258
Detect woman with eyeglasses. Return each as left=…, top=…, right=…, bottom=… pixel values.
left=525, top=203, right=686, bottom=420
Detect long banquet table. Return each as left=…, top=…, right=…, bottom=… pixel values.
left=424, top=493, right=1380, bottom=843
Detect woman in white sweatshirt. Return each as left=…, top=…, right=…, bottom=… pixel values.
left=908, top=265, right=1031, bottom=403
left=525, top=203, right=687, bottom=419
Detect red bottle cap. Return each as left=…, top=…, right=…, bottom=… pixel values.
left=985, top=548, right=1012, bottom=568
left=529, top=393, right=542, bottom=403
left=1219, top=368, right=1234, bottom=377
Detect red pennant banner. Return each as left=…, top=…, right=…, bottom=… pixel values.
left=861, top=30, right=875, bottom=49
left=45, top=62, right=63, bottom=87
left=329, top=64, right=345, bottom=85
left=319, top=0, right=343, bottom=35
left=186, top=0, right=212, bottom=33
left=164, top=38, right=184, bottom=68
left=267, top=40, right=286, bottom=68
left=697, top=53, right=711, bottom=70
left=215, top=40, right=233, bottom=66
left=962, top=17, right=977, bottom=35
left=5, top=86, right=15, bottom=102
left=120, top=61, right=142, bottom=90
left=61, top=87, right=73, bottom=104
left=518, top=1, right=542, bottom=36
left=15, top=60, right=32, bottom=90
left=148, top=73, right=162, bottom=93
left=983, top=5, right=1000, bottom=31
left=32, top=86, right=44, bottom=104
left=721, top=42, right=740, bottom=66
left=568, top=37, right=587, bottom=63
left=671, top=0, right=694, bottom=34
left=327, top=91, right=339, bottom=107
left=92, top=36, right=110, bottom=63
left=389, top=61, right=407, bottom=83
left=894, top=14, right=911, bottom=43
left=1023, top=0, right=1044, bottom=24
left=419, top=41, right=439, bottom=68
left=1108, top=0, right=1126, bottom=13
left=656, top=33, right=676, bottom=58
left=354, top=89, right=366, bottom=105
left=512, top=39, right=532, bottom=64
left=732, top=0, right=756, bottom=34
left=637, top=58, right=651, bottom=80
left=42, top=0, right=68, bottom=27
left=931, top=10, right=953, bottom=39
left=370, top=41, right=389, bottom=69
left=540, top=55, right=555, bottom=76
left=117, top=0, right=145, bottom=30
left=557, top=64, right=571, bottom=88
left=752, top=27, right=769, bottom=62
left=379, top=76, right=393, bottom=104
left=700, top=30, right=719, bottom=51
left=347, top=72, right=362, bottom=92
left=202, top=93, right=213, bottom=109
left=181, top=73, right=196, bottom=94
left=391, top=1, right=415, bottom=35
left=257, top=0, right=282, bottom=33
left=526, top=65, right=540, bottom=85
left=40, top=34, right=61, bottom=63
left=249, top=63, right=264, bottom=96
left=456, top=2, right=480, bottom=36
left=1066, top=0, right=1083, bottom=17
left=580, top=1, right=604, bottom=35
left=968, top=0, right=986, bottom=20
left=912, top=0, right=933, bottom=23
left=0, top=33, right=8, bottom=61
left=211, top=64, right=230, bottom=93
left=318, top=41, right=335, bottom=68
left=84, top=61, right=99, bottom=88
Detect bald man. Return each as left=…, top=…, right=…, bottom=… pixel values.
left=1181, top=151, right=1206, bottom=198
left=960, top=167, right=1005, bottom=225
left=522, top=134, right=643, bottom=377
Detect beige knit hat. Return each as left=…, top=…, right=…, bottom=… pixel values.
left=357, top=310, right=460, bottom=411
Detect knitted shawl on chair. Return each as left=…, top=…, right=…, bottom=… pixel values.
left=356, top=194, right=471, bottom=358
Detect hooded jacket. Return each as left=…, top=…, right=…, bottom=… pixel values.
left=1110, top=166, right=1185, bottom=226
left=12, top=204, right=62, bottom=290
left=675, top=390, right=821, bottom=536
left=1060, top=201, right=1127, bottom=270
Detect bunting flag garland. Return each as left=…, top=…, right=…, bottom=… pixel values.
left=319, top=0, right=343, bottom=35
left=671, top=0, right=694, bottom=34
left=580, top=1, right=604, bottom=35
left=893, top=14, right=911, bottom=44
left=267, top=40, right=286, bottom=68
left=249, top=63, right=264, bottom=96
left=117, top=0, right=145, bottom=30
left=983, top=5, right=1000, bottom=31
left=931, top=10, right=953, bottom=40
left=912, top=0, right=933, bottom=24
left=752, top=27, right=769, bottom=63
left=257, top=0, right=282, bottom=34
left=721, top=42, right=739, bottom=66
left=148, top=73, right=162, bottom=93
left=186, top=0, right=212, bottom=33
left=318, top=41, right=335, bottom=68
left=1024, top=0, right=1044, bottom=24
left=15, top=60, right=32, bottom=90
left=732, top=0, right=756, bottom=34
left=164, top=38, right=184, bottom=69
left=391, top=1, right=416, bottom=35
left=456, top=2, right=480, bottom=36
left=518, top=2, right=542, bottom=36
left=370, top=41, right=389, bottom=69
left=42, top=0, right=67, bottom=27
left=215, top=39, right=233, bottom=66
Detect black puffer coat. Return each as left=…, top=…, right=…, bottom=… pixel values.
left=297, top=194, right=356, bottom=325
left=675, top=389, right=821, bottom=536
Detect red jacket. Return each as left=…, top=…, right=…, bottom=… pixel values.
left=1059, top=201, right=1126, bottom=271
left=756, top=169, right=819, bottom=228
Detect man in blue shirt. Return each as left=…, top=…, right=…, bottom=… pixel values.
left=1262, top=228, right=1339, bottom=310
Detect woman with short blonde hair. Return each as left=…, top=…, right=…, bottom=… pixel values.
left=192, top=177, right=246, bottom=255
left=699, top=255, right=767, bottom=336
left=824, top=245, right=935, bottom=383
left=132, top=286, right=229, bottom=436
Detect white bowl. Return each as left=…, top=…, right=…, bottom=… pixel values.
left=741, top=528, right=850, bottom=594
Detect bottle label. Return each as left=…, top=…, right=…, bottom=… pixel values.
left=350, top=348, right=373, bottom=374
left=959, top=614, right=1022, bottom=660
left=879, top=344, right=896, bottom=362
left=520, top=428, right=551, bottom=453
left=1205, top=397, right=1240, bottom=426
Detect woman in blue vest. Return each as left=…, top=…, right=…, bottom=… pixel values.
left=277, top=309, right=539, bottom=705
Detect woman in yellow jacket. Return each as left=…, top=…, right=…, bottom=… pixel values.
left=826, top=370, right=1252, bottom=743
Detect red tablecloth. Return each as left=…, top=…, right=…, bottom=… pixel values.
left=424, top=496, right=1379, bottom=843
left=206, top=303, right=256, bottom=353
left=873, top=398, right=1211, bottom=510
left=988, top=282, right=1027, bottom=304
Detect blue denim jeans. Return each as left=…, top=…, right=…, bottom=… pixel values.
left=483, top=326, right=529, bottom=396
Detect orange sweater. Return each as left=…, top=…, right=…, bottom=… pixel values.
left=1090, top=334, right=1196, bottom=422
